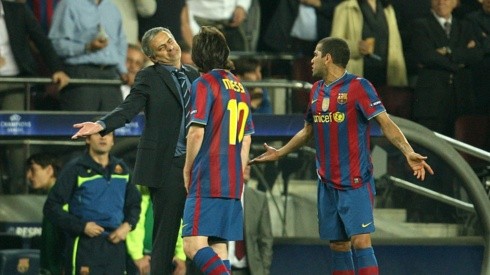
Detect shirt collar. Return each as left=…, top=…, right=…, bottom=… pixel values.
left=431, top=10, right=452, bottom=26
left=0, top=2, right=4, bottom=17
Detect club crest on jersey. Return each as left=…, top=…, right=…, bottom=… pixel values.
left=321, top=98, right=329, bottom=111
left=337, top=93, right=347, bottom=104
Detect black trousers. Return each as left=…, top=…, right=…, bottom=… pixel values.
left=64, top=234, right=126, bottom=275
left=149, top=155, right=187, bottom=275
left=60, top=64, right=122, bottom=111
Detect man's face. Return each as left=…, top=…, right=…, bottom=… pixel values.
left=149, top=31, right=182, bottom=67
left=242, top=66, right=262, bottom=81
left=431, top=0, right=458, bottom=18
left=311, top=44, right=327, bottom=79
left=86, top=133, right=114, bottom=155
left=126, top=48, right=146, bottom=85
left=26, top=163, right=53, bottom=191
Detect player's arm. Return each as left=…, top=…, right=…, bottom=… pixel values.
left=250, top=122, right=313, bottom=164
left=241, top=134, right=252, bottom=173
left=375, top=112, right=434, bottom=180
left=184, top=124, right=205, bottom=192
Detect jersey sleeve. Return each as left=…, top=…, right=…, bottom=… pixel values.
left=356, top=78, right=386, bottom=120
left=189, top=77, right=214, bottom=126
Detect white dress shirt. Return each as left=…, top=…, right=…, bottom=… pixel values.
left=0, top=2, right=20, bottom=76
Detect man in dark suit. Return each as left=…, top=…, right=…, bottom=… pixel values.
left=228, top=165, right=273, bottom=275
left=409, top=0, right=483, bottom=223
left=71, top=27, right=199, bottom=275
left=412, top=0, right=482, bottom=137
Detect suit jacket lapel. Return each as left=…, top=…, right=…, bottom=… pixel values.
left=154, top=64, right=181, bottom=102
left=427, top=16, right=448, bottom=42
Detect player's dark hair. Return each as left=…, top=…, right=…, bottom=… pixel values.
left=192, top=26, right=234, bottom=73
left=318, top=37, right=350, bottom=68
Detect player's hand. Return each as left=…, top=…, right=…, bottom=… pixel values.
left=248, top=143, right=280, bottom=164
left=172, top=257, right=186, bottom=275
left=134, top=255, right=151, bottom=275
left=72, top=122, right=103, bottom=139
left=108, top=222, right=131, bottom=244
left=84, top=222, right=104, bottom=237
left=406, top=152, right=434, bottom=181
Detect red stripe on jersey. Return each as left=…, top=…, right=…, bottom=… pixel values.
left=346, top=85, right=362, bottom=188
left=209, top=79, right=222, bottom=197
left=329, top=87, right=342, bottom=189
left=192, top=196, right=201, bottom=236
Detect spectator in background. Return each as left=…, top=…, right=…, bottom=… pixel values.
left=180, top=39, right=195, bottom=66
left=43, top=132, right=141, bottom=275
left=411, top=0, right=482, bottom=137
left=26, top=153, right=64, bottom=275
left=262, top=0, right=340, bottom=112
left=186, top=0, right=252, bottom=51
left=122, top=44, right=147, bottom=99
left=408, top=0, right=482, bottom=223
left=49, top=0, right=127, bottom=111
left=233, top=58, right=272, bottom=114
left=126, top=186, right=186, bottom=275
left=330, top=0, right=409, bottom=117
left=26, top=0, right=61, bottom=34
left=138, top=1, right=192, bottom=47
left=467, top=0, right=490, bottom=116
left=26, top=153, right=60, bottom=193
left=112, top=0, right=156, bottom=45
left=0, top=0, right=69, bottom=194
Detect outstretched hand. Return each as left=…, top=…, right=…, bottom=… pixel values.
left=71, top=122, right=103, bottom=140
left=248, top=143, right=280, bottom=165
left=406, top=152, right=434, bottom=181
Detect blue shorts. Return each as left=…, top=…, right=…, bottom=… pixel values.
left=182, top=197, right=243, bottom=241
left=317, top=180, right=376, bottom=241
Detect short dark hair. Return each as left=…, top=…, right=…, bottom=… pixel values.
left=233, top=58, right=261, bottom=76
left=317, top=37, right=350, bottom=68
left=192, top=26, right=234, bottom=72
left=26, top=153, right=61, bottom=178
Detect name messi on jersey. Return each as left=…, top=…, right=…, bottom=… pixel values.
left=313, top=112, right=345, bottom=123
left=222, top=79, right=245, bottom=93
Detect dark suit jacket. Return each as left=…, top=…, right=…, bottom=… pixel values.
left=100, top=64, right=199, bottom=188
left=411, top=15, right=483, bottom=122
left=263, top=0, right=340, bottom=52
left=243, top=186, right=273, bottom=275
left=2, top=0, right=64, bottom=76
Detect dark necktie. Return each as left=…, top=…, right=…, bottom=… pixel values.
left=235, top=239, right=246, bottom=260
left=174, top=69, right=190, bottom=125
left=444, top=21, right=451, bottom=38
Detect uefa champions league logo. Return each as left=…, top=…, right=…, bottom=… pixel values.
left=0, top=114, right=32, bottom=134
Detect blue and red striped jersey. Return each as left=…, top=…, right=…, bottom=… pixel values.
left=305, top=72, right=386, bottom=190
left=187, top=69, right=254, bottom=199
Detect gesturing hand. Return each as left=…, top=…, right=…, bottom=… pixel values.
left=248, top=143, right=280, bottom=164
left=71, top=122, right=104, bottom=140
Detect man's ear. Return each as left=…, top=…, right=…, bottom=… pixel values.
left=47, top=165, right=54, bottom=177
